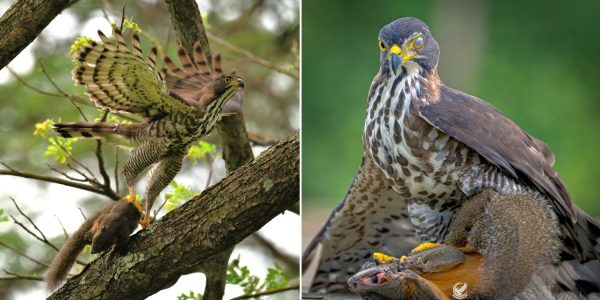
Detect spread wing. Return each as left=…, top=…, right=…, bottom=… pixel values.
left=303, top=155, right=419, bottom=292
left=72, top=28, right=196, bottom=119
left=162, top=44, right=221, bottom=105
left=163, top=48, right=244, bottom=113
left=419, top=86, right=574, bottom=220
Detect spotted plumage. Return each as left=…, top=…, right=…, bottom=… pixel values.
left=304, top=17, right=600, bottom=298
left=54, top=28, right=244, bottom=227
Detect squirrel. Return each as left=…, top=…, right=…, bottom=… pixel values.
left=348, top=189, right=560, bottom=299
left=45, top=199, right=141, bottom=291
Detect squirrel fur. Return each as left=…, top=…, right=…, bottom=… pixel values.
left=45, top=200, right=140, bottom=291
left=348, top=189, right=561, bottom=299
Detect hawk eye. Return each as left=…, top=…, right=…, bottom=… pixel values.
left=413, top=35, right=425, bottom=49
left=224, top=77, right=231, bottom=84
left=378, top=40, right=386, bottom=51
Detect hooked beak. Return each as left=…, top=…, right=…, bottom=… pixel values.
left=387, top=44, right=417, bottom=75
left=390, top=54, right=402, bottom=75
left=237, top=78, right=245, bottom=88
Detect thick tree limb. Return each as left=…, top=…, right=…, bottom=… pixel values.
left=47, top=133, right=299, bottom=300
left=0, top=0, right=70, bottom=70
left=165, top=0, right=212, bottom=67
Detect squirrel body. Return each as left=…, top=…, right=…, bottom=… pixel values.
left=45, top=200, right=140, bottom=291
left=348, top=189, right=560, bottom=299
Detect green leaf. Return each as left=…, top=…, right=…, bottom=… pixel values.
left=44, top=137, right=77, bottom=164
left=0, top=208, right=7, bottom=223
left=163, top=181, right=198, bottom=212
left=187, top=140, right=217, bottom=164
left=226, top=255, right=290, bottom=295
left=177, top=290, right=203, bottom=300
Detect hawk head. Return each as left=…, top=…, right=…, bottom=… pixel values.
left=197, top=72, right=244, bottom=120
left=378, top=17, right=440, bottom=76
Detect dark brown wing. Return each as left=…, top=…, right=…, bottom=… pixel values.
left=303, top=155, right=419, bottom=292
left=419, top=86, right=574, bottom=221
left=162, top=42, right=217, bottom=106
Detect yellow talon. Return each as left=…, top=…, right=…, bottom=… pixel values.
left=399, top=255, right=407, bottom=262
left=122, top=187, right=143, bottom=213
left=410, top=242, right=442, bottom=253
left=373, top=252, right=396, bottom=264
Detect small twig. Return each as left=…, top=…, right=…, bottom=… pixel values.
left=0, top=275, right=45, bottom=281
left=229, top=284, right=300, bottom=300
left=10, top=215, right=59, bottom=252
left=39, top=60, right=88, bottom=121
left=6, top=67, right=68, bottom=98
left=66, top=164, right=94, bottom=182
left=55, top=141, right=96, bottom=180
left=78, top=208, right=87, bottom=221
left=10, top=197, right=50, bottom=244
left=205, top=154, right=214, bottom=189
left=0, top=167, right=113, bottom=198
left=251, top=233, right=298, bottom=271
left=114, top=147, right=120, bottom=194
left=247, top=131, right=279, bottom=146
left=119, top=1, right=127, bottom=31
left=48, top=165, right=88, bottom=182
left=1, top=270, right=46, bottom=282
left=95, top=111, right=112, bottom=191
left=55, top=215, right=69, bottom=240
left=207, top=32, right=299, bottom=80
left=0, top=240, right=50, bottom=268
left=99, top=0, right=112, bottom=23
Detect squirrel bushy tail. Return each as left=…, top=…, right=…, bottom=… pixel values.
left=45, top=200, right=140, bottom=291
left=45, top=213, right=97, bottom=291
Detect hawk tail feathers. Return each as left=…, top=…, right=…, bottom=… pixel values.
left=53, top=122, right=141, bottom=146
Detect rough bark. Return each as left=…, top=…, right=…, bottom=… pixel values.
left=165, top=0, right=212, bottom=67
left=165, top=0, right=258, bottom=298
left=0, top=0, right=70, bottom=70
left=47, top=132, right=299, bottom=300
left=197, top=113, right=255, bottom=300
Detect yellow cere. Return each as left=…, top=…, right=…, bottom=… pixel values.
left=410, top=242, right=442, bottom=253
left=373, top=252, right=395, bottom=264
left=389, top=44, right=402, bottom=55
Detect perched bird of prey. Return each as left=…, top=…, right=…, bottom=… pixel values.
left=54, top=28, right=244, bottom=228
left=304, top=17, right=600, bottom=298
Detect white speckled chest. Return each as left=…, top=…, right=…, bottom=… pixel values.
left=363, top=70, right=476, bottom=240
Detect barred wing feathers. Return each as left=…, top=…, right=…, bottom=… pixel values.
left=72, top=29, right=196, bottom=119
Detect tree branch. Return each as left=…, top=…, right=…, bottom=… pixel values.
left=0, top=0, right=70, bottom=70
left=230, top=284, right=300, bottom=300
left=0, top=167, right=118, bottom=199
left=47, top=133, right=299, bottom=300
left=207, top=32, right=299, bottom=80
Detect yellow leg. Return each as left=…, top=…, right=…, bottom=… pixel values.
left=373, top=252, right=396, bottom=264
left=122, top=187, right=143, bottom=213
left=410, top=242, right=443, bottom=253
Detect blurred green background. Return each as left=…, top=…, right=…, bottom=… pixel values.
left=302, top=0, right=600, bottom=234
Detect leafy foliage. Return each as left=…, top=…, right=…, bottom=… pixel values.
left=94, top=110, right=133, bottom=125
left=43, top=137, right=77, bottom=164
left=226, top=255, right=290, bottom=294
left=33, top=119, right=54, bottom=139
left=0, top=208, right=9, bottom=223
left=164, top=181, right=198, bottom=212
left=177, top=290, right=203, bottom=300
left=187, top=140, right=217, bottom=165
